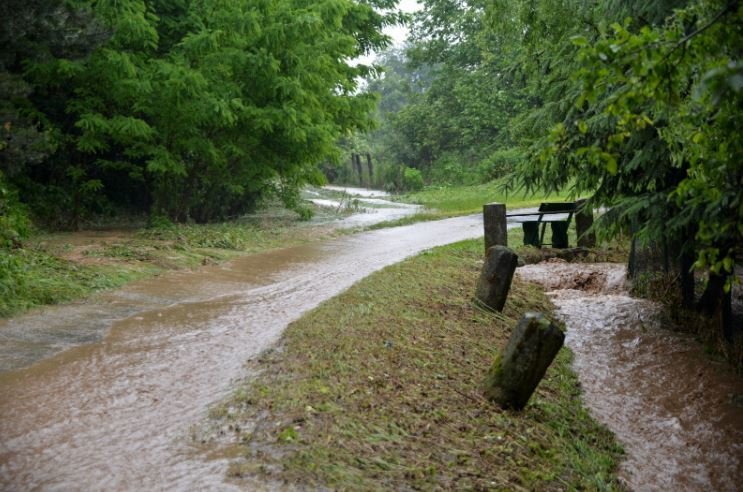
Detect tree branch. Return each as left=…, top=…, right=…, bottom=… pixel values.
left=666, top=0, right=739, bottom=58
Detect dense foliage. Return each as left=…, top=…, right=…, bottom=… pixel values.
left=350, top=0, right=739, bottom=338
left=1, top=0, right=400, bottom=230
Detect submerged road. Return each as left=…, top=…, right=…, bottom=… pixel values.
left=0, top=213, right=489, bottom=490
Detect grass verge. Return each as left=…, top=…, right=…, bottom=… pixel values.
left=402, top=180, right=573, bottom=216
left=213, top=239, right=623, bottom=490
left=0, top=215, right=342, bottom=318
left=0, top=248, right=157, bottom=317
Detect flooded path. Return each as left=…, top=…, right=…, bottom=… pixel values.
left=305, top=185, right=422, bottom=227
left=5, top=200, right=741, bottom=491
left=517, top=262, right=743, bottom=491
left=0, top=214, right=485, bottom=490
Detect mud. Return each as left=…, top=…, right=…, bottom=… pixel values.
left=0, top=214, right=485, bottom=490
left=517, top=262, right=743, bottom=491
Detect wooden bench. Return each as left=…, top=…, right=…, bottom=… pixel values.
left=507, top=202, right=576, bottom=248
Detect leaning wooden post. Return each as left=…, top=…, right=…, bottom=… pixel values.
left=475, top=246, right=518, bottom=312
left=575, top=198, right=596, bottom=248
left=482, top=312, right=565, bottom=410
left=483, top=203, right=508, bottom=252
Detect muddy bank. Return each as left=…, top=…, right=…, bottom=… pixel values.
left=517, top=261, right=743, bottom=491
left=216, top=240, right=621, bottom=490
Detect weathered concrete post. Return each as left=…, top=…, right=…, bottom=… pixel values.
left=575, top=198, right=596, bottom=248
left=475, top=245, right=518, bottom=312
left=482, top=312, right=565, bottom=410
left=483, top=203, right=507, bottom=251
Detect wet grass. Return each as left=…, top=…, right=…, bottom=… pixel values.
left=0, top=215, right=344, bottom=319
left=402, top=180, right=573, bottom=216
left=0, top=248, right=156, bottom=318
left=215, top=239, right=623, bottom=490
left=362, top=180, right=577, bottom=230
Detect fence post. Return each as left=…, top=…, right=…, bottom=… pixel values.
left=483, top=203, right=507, bottom=252
left=575, top=199, right=596, bottom=248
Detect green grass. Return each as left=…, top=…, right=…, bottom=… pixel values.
left=215, top=239, right=623, bottom=490
left=1, top=217, right=344, bottom=319
left=0, top=248, right=155, bottom=317
left=403, top=179, right=573, bottom=216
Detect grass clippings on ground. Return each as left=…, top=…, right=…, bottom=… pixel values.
left=214, top=239, right=623, bottom=490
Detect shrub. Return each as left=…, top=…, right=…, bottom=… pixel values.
left=402, top=166, right=424, bottom=191
left=0, top=173, right=31, bottom=248
left=478, top=148, right=524, bottom=182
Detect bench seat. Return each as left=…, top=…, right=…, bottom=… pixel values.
left=507, top=202, right=576, bottom=248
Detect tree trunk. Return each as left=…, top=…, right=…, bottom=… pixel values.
left=698, top=271, right=733, bottom=342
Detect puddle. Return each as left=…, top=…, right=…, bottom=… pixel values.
left=517, top=261, right=743, bottom=491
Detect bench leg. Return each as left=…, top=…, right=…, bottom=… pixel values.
left=551, top=222, right=569, bottom=248
left=522, top=222, right=540, bottom=247
left=539, top=222, right=548, bottom=248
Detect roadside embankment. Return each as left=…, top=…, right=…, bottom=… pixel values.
left=213, top=239, right=622, bottom=489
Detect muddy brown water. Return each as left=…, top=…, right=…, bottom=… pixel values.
left=0, top=215, right=486, bottom=490
left=517, top=262, right=743, bottom=491
left=3, top=210, right=741, bottom=491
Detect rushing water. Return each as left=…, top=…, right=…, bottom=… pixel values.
left=3, top=204, right=741, bottom=490
left=517, top=261, right=743, bottom=491
left=0, top=214, right=485, bottom=490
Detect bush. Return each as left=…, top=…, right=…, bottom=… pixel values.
left=427, top=153, right=480, bottom=186
left=402, top=166, right=424, bottom=191
left=478, top=148, right=524, bottom=182
left=0, top=173, right=31, bottom=248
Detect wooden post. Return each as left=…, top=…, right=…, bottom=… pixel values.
left=483, top=203, right=508, bottom=252
left=575, top=199, right=596, bottom=248
left=482, top=312, right=565, bottom=410
left=350, top=153, right=357, bottom=184
left=475, top=246, right=518, bottom=312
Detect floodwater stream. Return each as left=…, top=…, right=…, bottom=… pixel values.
left=305, top=185, right=422, bottom=228
left=0, top=212, right=484, bottom=490
left=517, top=262, right=743, bottom=490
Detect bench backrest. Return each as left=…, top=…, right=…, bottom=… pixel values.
left=538, top=202, right=576, bottom=213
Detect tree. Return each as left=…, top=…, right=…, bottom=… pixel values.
left=0, top=0, right=109, bottom=234
left=3, top=0, right=400, bottom=226
left=509, top=0, right=741, bottom=338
